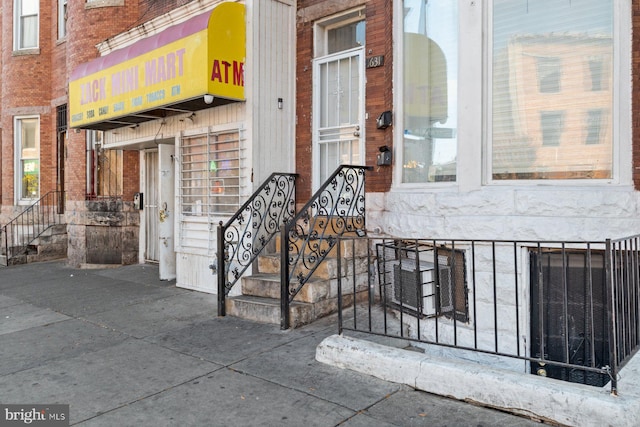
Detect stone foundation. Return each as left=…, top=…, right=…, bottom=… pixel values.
left=66, top=200, right=139, bottom=267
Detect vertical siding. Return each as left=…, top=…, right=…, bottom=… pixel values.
left=249, top=0, right=296, bottom=185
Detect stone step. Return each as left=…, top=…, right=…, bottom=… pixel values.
left=225, top=295, right=315, bottom=328
left=241, top=273, right=333, bottom=303
left=226, top=288, right=372, bottom=328
left=242, top=271, right=371, bottom=303
left=258, top=253, right=369, bottom=280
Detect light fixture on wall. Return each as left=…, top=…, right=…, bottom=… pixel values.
left=277, top=97, right=283, bottom=109
left=204, top=94, right=214, bottom=104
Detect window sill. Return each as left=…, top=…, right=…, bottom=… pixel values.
left=12, top=48, right=40, bottom=57
left=85, top=0, right=125, bottom=9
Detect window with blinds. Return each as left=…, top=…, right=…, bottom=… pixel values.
left=491, top=0, right=613, bottom=180
left=180, top=129, right=242, bottom=217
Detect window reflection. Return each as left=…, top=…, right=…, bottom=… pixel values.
left=402, top=0, right=457, bottom=183
left=492, top=0, right=613, bottom=180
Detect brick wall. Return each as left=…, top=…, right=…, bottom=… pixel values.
left=296, top=0, right=393, bottom=203
left=633, top=0, right=640, bottom=190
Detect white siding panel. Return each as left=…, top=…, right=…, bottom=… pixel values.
left=176, top=252, right=217, bottom=294
left=248, top=0, right=296, bottom=185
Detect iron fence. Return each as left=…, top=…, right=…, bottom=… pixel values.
left=334, top=235, right=640, bottom=396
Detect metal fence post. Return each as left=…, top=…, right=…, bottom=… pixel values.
left=605, top=238, right=618, bottom=395
left=217, top=221, right=226, bottom=317
left=280, top=226, right=290, bottom=330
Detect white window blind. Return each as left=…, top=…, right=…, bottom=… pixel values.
left=491, top=0, right=613, bottom=180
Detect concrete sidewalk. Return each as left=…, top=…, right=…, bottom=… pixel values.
left=0, top=260, right=543, bottom=426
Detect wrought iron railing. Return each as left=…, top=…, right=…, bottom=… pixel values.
left=608, top=234, right=640, bottom=391
left=332, top=235, right=640, bottom=396
left=1, top=190, right=65, bottom=266
left=280, top=165, right=371, bottom=329
left=217, top=173, right=297, bottom=315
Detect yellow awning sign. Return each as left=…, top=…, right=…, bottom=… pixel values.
left=69, top=2, right=246, bottom=129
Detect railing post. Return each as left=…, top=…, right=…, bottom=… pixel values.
left=217, top=221, right=226, bottom=317
left=281, top=225, right=290, bottom=330
left=2, top=227, right=7, bottom=266
left=605, top=238, right=618, bottom=395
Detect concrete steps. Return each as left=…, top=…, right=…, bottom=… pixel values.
left=1, top=223, right=67, bottom=266
left=225, top=233, right=370, bottom=328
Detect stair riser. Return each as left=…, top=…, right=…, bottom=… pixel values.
left=276, top=235, right=368, bottom=258
left=241, top=273, right=370, bottom=303
left=226, top=289, right=370, bottom=328
left=258, top=255, right=369, bottom=279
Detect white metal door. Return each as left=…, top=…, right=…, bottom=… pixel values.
left=313, top=47, right=365, bottom=188
left=158, top=144, right=176, bottom=280
left=144, top=150, right=159, bottom=262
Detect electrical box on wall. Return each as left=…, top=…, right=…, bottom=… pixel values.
left=377, top=146, right=392, bottom=166
left=133, top=192, right=143, bottom=210
left=377, top=111, right=392, bottom=129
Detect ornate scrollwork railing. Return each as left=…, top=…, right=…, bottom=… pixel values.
left=217, top=173, right=297, bottom=315
left=280, top=165, right=370, bottom=329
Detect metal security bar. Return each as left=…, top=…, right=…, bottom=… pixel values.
left=607, top=234, right=640, bottom=394
left=334, top=236, right=640, bottom=396
left=1, top=190, right=65, bottom=266
left=217, top=173, right=297, bottom=315
left=280, top=165, right=371, bottom=329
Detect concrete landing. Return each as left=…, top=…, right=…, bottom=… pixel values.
left=317, top=334, right=640, bottom=427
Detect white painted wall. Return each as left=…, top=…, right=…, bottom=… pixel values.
left=367, top=186, right=640, bottom=243
left=245, top=0, right=296, bottom=184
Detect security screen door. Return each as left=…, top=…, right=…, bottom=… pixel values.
left=313, top=47, right=365, bottom=188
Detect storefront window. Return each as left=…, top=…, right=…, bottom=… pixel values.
left=491, top=0, right=613, bottom=180
left=180, top=129, right=241, bottom=217
left=402, top=0, right=458, bottom=183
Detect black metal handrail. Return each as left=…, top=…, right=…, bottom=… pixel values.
left=217, top=173, right=297, bottom=315
left=1, top=190, right=65, bottom=266
left=280, top=165, right=371, bottom=329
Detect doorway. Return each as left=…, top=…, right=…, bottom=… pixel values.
left=312, top=14, right=365, bottom=189
left=144, top=150, right=159, bottom=262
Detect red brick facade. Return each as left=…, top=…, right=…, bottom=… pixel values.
left=0, top=0, right=193, bottom=264
left=633, top=1, right=640, bottom=189
left=296, top=0, right=394, bottom=202
left=298, top=0, right=640, bottom=196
